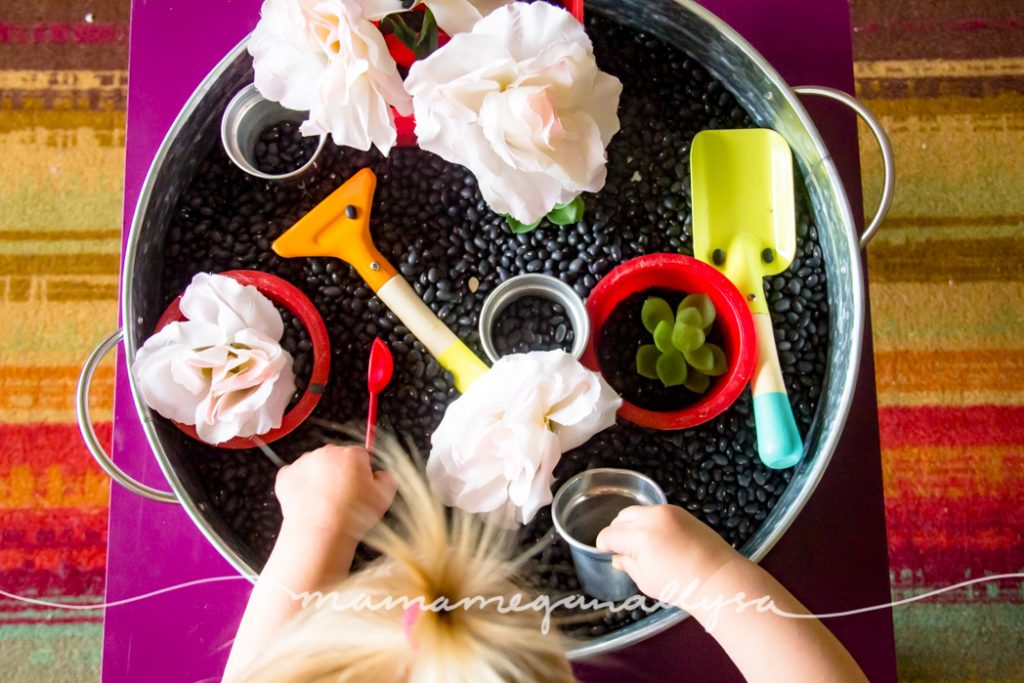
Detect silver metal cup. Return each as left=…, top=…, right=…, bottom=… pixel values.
left=220, top=83, right=326, bottom=180
left=552, top=468, right=667, bottom=601
left=478, top=273, right=590, bottom=363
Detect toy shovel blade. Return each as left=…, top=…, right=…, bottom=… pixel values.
left=691, top=129, right=802, bottom=469
left=691, top=128, right=797, bottom=307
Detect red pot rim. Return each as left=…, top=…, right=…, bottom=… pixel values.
left=154, top=270, right=331, bottom=450
left=581, top=254, right=756, bottom=430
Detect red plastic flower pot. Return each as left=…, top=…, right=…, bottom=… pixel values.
left=153, top=270, right=331, bottom=450
left=581, top=254, right=756, bottom=431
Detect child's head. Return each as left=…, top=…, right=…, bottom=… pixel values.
left=237, top=435, right=575, bottom=682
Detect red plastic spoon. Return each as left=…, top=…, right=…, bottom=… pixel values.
left=365, top=337, right=394, bottom=451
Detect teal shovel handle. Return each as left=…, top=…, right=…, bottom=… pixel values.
left=753, top=392, right=802, bottom=469
left=750, top=312, right=802, bottom=469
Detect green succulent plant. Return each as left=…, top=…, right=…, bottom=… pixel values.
left=635, top=294, right=728, bottom=392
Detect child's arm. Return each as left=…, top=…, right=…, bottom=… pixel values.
left=596, top=505, right=867, bottom=683
left=223, top=445, right=396, bottom=682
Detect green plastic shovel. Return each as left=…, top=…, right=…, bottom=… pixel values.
left=691, top=128, right=802, bottom=469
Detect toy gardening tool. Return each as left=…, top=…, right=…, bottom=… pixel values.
left=272, top=168, right=489, bottom=392
left=691, top=128, right=802, bottom=469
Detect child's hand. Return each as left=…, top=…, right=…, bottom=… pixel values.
left=595, top=504, right=738, bottom=606
left=275, top=445, right=397, bottom=542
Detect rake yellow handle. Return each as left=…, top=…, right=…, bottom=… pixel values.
left=376, top=277, right=488, bottom=392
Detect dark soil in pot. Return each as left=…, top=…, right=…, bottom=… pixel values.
left=597, top=289, right=725, bottom=411
left=155, top=12, right=830, bottom=637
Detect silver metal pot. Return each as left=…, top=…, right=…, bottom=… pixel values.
left=76, top=0, right=894, bottom=658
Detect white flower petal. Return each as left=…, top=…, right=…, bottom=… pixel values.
left=194, top=406, right=246, bottom=445
left=452, top=472, right=510, bottom=514
left=360, top=0, right=405, bottom=21
left=405, top=1, right=621, bottom=223
left=426, top=350, right=621, bottom=524
left=132, top=319, right=226, bottom=424
left=517, top=430, right=560, bottom=524
left=133, top=343, right=208, bottom=424
left=251, top=0, right=410, bottom=156
left=179, top=273, right=284, bottom=340
left=249, top=0, right=327, bottom=111
left=473, top=0, right=586, bottom=62
left=134, top=276, right=298, bottom=445
left=138, top=319, right=226, bottom=352
left=420, top=0, right=512, bottom=36
left=588, top=71, right=623, bottom=147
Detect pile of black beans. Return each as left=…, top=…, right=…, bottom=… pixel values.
left=492, top=296, right=576, bottom=356
left=157, top=12, right=829, bottom=638
left=253, top=121, right=319, bottom=176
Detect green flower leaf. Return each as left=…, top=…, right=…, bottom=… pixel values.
left=683, top=368, right=710, bottom=394
left=413, top=8, right=439, bottom=58
left=671, top=320, right=705, bottom=352
left=382, top=14, right=416, bottom=48
left=641, top=297, right=673, bottom=334
left=679, top=293, right=716, bottom=330
left=656, top=350, right=688, bottom=387
left=546, top=195, right=585, bottom=225
left=506, top=215, right=541, bottom=233
left=636, top=344, right=660, bottom=379
left=653, top=320, right=674, bottom=353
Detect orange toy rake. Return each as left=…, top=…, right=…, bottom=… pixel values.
left=272, top=168, right=489, bottom=392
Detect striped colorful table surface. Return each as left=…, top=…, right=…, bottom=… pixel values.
left=853, top=0, right=1024, bottom=680
left=1, top=1, right=126, bottom=679
left=1, top=0, right=1022, bottom=681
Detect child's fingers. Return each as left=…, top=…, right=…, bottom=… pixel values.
left=611, top=554, right=641, bottom=578
left=341, top=445, right=372, bottom=465
left=595, top=522, right=643, bottom=555
left=373, top=470, right=398, bottom=513
left=311, top=444, right=369, bottom=458
left=610, top=505, right=647, bottom=524
left=307, top=444, right=345, bottom=458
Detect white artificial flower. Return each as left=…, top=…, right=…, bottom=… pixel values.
left=405, top=1, right=622, bottom=224
left=248, top=0, right=413, bottom=155
left=427, top=350, right=621, bottom=525
left=133, top=274, right=297, bottom=445
left=415, top=0, right=512, bottom=36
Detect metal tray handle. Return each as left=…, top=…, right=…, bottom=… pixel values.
left=76, top=329, right=179, bottom=504
left=793, top=85, right=895, bottom=249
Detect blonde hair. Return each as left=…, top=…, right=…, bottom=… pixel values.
left=238, top=434, right=576, bottom=683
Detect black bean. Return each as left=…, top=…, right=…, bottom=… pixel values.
left=252, top=121, right=319, bottom=175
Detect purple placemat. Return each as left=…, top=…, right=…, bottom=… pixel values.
left=105, top=1, right=896, bottom=681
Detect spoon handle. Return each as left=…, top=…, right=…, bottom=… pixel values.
left=365, top=392, right=379, bottom=451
